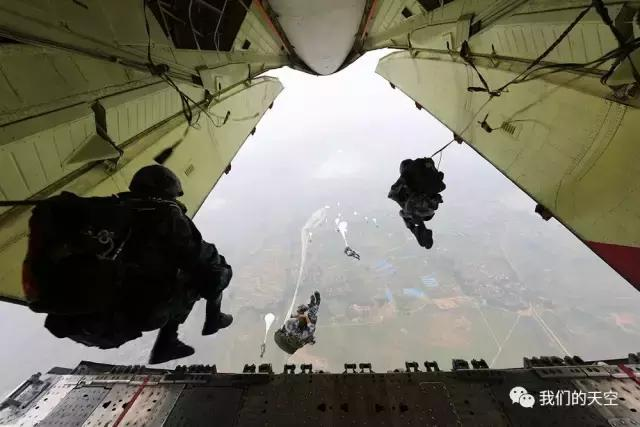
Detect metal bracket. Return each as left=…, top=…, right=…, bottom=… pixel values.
left=424, top=361, right=440, bottom=372
left=343, top=364, right=357, bottom=374
left=564, top=356, right=585, bottom=365
left=283, top=364, right=296, bottom=374
left=359, top=363, right=373, bottom=373
left=471, top=359, right=488, bottom=369
left=186, top=365, right=216, bottom=373
left=405, top=362, right=420, bottom=372
left=242, top=364, right=256, bottom=374
left=525, top=356, right=566, bottom=368
left=452, top=359, right=470, bottom=371
left=300, top=364, right=313, bottom=374
left=109, top=365, right=144, bottom=375
left=258, top=364, right=273, bottom=374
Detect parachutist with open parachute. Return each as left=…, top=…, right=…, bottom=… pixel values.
left=274, top=291, right=321, bottom=354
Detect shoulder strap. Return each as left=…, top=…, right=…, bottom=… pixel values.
left=115, top=196, right=183, bottom=213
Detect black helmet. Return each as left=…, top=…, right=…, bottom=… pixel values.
left=129, top=165, right=184, bottom=198
left=399, top=159, right=413, bottom=175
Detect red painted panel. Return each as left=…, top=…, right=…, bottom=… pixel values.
left=587, top=241, right=640, bottom=290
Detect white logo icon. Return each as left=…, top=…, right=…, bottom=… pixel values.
left=510, top=386, right=535, bottom=408
left=519, top=393, right=535, bottom=408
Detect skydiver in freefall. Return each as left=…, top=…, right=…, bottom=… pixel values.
left=388, top=158, right=445, bottom=249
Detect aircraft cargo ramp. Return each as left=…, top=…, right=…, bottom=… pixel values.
left=2, top=355, right=640, bottom=426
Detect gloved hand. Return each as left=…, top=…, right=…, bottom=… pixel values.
left=310, top=291, right=321, bottom=306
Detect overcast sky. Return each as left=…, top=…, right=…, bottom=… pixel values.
left=195, top=49, right=502, bottom=231
left=194, top=49, right=542, bottom=243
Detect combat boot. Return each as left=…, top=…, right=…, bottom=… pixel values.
left=149, top=322, right=194, bottom=364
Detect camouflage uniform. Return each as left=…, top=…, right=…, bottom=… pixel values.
left=283, top=303, right=319, bottom=343
left=275, top=292, right=320, bottom=354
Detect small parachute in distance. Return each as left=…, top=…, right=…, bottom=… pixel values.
left=261, top=313, right=276, bottom=358
left=338, top=221, right=348, bottom=237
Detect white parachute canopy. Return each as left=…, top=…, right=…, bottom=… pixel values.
left=261, top=312, right=276, bottom=357
left=264, top=313, right=275, bottom=337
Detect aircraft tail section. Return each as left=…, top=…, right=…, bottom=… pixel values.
left=374, top=0, right=640, bottom=289
left=0, top=76, right=283, bottom=305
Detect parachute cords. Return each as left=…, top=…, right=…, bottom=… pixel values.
left=426, top=1, right=622, bottom=169
left=142, top=0, right=229, bottom=131
left=459, top=2, right=593, bottom=97
left=459, top=1, right=640, bottom=97
left=424, top=97, right=494, bottom=170
left=593, top=0, right=640, bottom=85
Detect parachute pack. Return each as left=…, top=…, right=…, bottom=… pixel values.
left=273, top=328, right=305, bottom=354
left=22, top=191, right=179, bottom=315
